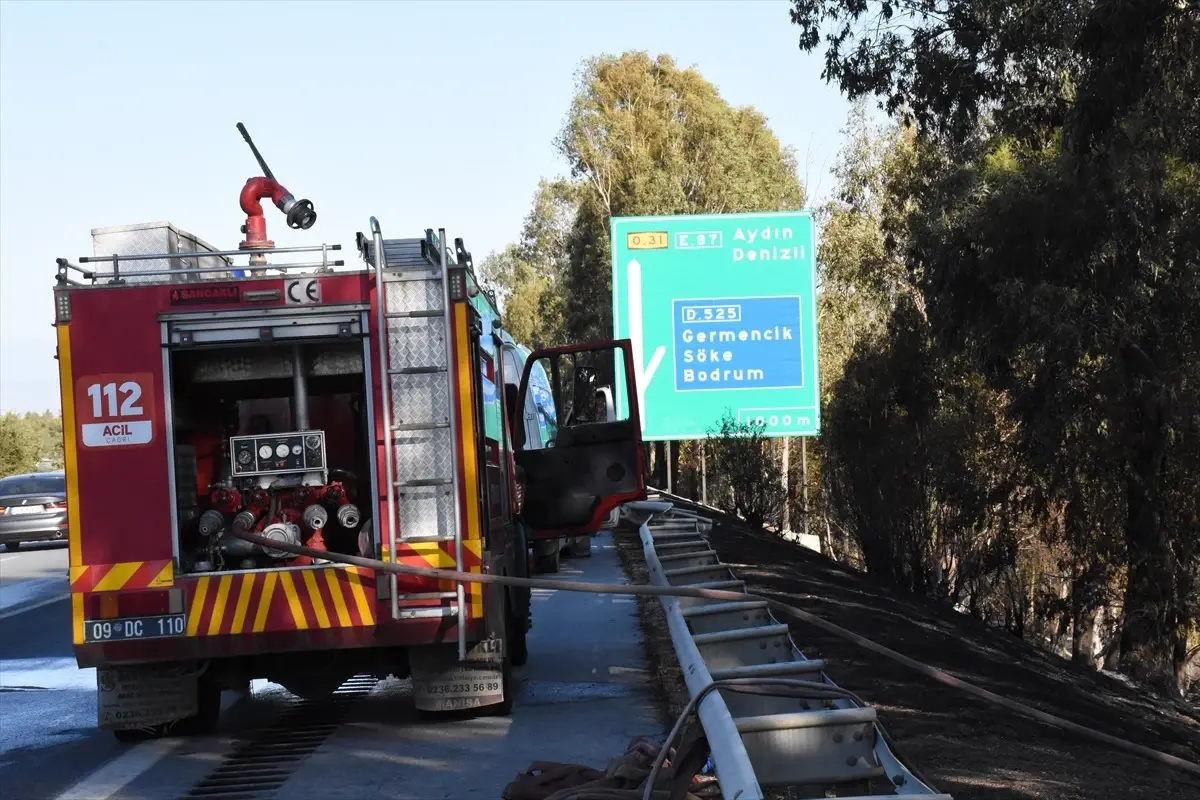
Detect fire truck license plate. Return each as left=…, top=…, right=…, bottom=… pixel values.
left=83, top=614, right=188, bottom=643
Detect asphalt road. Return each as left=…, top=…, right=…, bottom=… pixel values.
left=0, top=535, right=662, bottom=800
left=0, top=542, right=128, bottom=800
left=0, top=541, right=70, bottom=617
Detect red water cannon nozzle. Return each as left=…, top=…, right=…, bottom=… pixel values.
left=235, top=123, right=317, bottom=263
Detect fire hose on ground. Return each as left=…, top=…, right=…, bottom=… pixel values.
left=227, top=526, right=1200, bottom=785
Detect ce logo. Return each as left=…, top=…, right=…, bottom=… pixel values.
left=286, top=278, right=321, bottom=305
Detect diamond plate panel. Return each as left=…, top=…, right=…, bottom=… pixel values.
left=385, top=280, right=443, bottom=314
left=91, top=222, right=232, bottom=284
left=397, top=486, right=454, bottom=540
left=393, top=427, right=452, bottom=484
left=390, top=373, right=450, bottom=427
left=387, top=317, right=446, bottom=371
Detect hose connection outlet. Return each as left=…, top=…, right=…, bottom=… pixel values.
left=198, top=509, right=226, bottom=538
left=303, top=504, right=328, bottom=531
left=231, top=509, right=259, bottom=534
left=261, top=522, right=302, bottom=560
left=337, top=503, right=361, bottom=530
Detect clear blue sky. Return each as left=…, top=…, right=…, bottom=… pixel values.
left=0, top=0, right=853, bottom=414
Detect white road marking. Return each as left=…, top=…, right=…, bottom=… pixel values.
left=53, top=738, right=182, bottom=800
left=0, top=657, right=94, bottom=690
left=0, top=590, right=69, bottom=621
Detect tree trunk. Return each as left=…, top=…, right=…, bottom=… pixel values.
left=1119, top=381, right=1183, bottom=693
left=1071, top=563, right=1104, bottom=667
left=669, top=441, right=681, bottom=498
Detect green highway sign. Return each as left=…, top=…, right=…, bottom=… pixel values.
left=610, top=210, right=819, bottom=440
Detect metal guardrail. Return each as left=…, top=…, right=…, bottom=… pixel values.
left=629, top=496, right=953, bottom=800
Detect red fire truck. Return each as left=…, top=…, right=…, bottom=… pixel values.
left=52, top=128, right=647, bottom=738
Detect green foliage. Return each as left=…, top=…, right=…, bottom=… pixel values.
left=555, top=51, right=806, bottom=341
left=479, top=179, right=577, bottom=349
left=0, top=411, right=62, bottom=477
left=705, top=411, right=783, bottom=530
left=483, top=50, right=807, bottom=345
left=791, top=0, right=1200, bottom=693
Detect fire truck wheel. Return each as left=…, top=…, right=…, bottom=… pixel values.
left=532, top=546, right=560, bottom=574
left=175, top=673, right=222, bottom=736
left=507, top=593, right=528, bottom=667
left=112, top=726, right=163, bottom=743
left=498, top=659, right=515, bottom=715
left=482, top=659, right=515, bottom=717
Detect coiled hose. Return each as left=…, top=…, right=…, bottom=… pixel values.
left=226, top=527, right=1200, bottom=782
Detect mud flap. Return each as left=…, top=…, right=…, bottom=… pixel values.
left=410, top=575, right=510, bottom=712
left=97, top=663, right=199, bottom=730
left=410, top=644, right=506, bottom=712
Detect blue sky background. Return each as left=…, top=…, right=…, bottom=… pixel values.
left=0, top=0, right=855, bottom=413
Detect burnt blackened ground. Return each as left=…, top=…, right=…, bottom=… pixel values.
left=616, top=506, right=1200, bottom=800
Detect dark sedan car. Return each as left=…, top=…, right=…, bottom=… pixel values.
left=0, top=470, right=68, bottom=551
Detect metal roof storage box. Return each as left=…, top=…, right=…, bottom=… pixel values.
left=90, top=221, right=234, bottom=283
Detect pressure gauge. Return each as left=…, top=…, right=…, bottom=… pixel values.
left=291, top=444, right=302, bottom=456
left=238, top=450, right=253, bottom=465
left=258, top=444, right=273, bottom=460
left=306, top=434, right=321, bottom=449
left=275, top=443, right=290, bottom=458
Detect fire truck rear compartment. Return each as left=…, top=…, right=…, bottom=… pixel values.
left=168, top=337, right=374, bottom=575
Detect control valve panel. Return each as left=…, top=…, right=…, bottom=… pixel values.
left=230, top=431, right=326, bottom=477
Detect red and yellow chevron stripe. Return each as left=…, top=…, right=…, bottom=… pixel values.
left=394, top=539, right=482, bottom=569
left=394, top=539, right=484, bottom=618
left=70, top=560, right=174, bottom=592
left=185, top=565, right=376, bottom=637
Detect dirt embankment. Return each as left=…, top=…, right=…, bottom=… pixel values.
left=613, top=506, right=1200, bottom=800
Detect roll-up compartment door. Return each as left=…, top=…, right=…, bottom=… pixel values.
left=163, top=305, right=368, bottom=346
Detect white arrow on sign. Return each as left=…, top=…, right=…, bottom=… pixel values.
left=627, top=258, right=665, bottom=432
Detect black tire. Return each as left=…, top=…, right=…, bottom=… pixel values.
left=3, top=542, right=20, bottom=552
left=174, top=673, right=222, bottom=735
left=113, top=725, right=163, bottom=743
left=532, top=547, right=559, bottom=574
left=511, top=522, right=532, bottom=636
left=507, top=594, right=529, bottom=667
left=497, top=658, right=515, bottom=715
left=483, top=658, right=515, bottom=717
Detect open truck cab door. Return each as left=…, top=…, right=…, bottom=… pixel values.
left=513, top=339, right=646, bottom=540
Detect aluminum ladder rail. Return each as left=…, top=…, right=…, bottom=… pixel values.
left=369, top=220, right=467, bottom=660
left=629, top=498, right=953, bottom=800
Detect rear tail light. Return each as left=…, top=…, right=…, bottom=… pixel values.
left=45, top=502, right=67, bottom=510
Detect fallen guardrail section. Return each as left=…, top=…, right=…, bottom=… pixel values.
left=627, top=496, right=952, bottom=800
